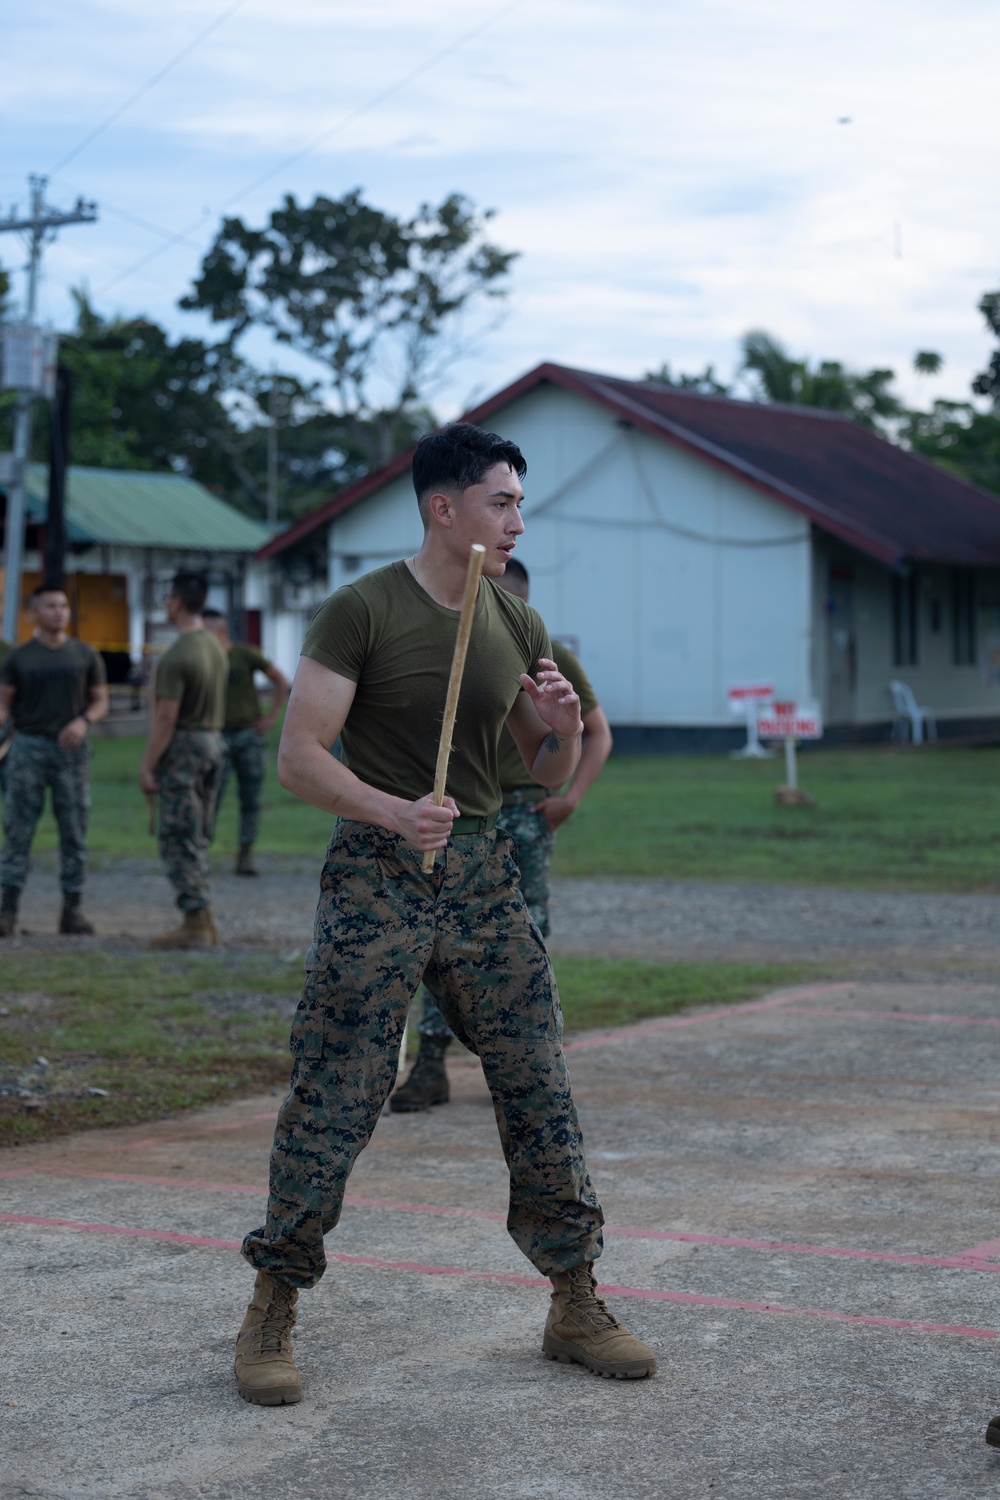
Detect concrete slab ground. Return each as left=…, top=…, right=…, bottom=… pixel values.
left=5, top=979, right=1000, bottom=1497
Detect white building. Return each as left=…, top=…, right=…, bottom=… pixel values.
left=258, top=363, right=1000, bottom=746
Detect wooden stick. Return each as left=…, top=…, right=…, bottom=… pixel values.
left=422, top=543, right=486, bottom=873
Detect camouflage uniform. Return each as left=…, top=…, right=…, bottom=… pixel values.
left=157, top=729, right=223, bottom=913
left=216, top=727, right=267, bottom=847
left=242, top=819, right=604, bottom=1288
left=419, top=795, right=556, bottom=1041
left=0, top=734, right=90, bottom=893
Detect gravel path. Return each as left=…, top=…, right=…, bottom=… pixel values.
left=8, top=856, right=1000, bottom=965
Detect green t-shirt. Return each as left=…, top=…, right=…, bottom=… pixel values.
left=155, top=629, right=227, bottom=731
left=302, top=561, right=551, bottom=819
left=225, top=643, right=271, bottom=731
left=0, top=636, right=107, bottom=739
left=496, top=639, right=598, bottom=793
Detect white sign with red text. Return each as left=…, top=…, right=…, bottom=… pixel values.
left=727, top=682, right=774, bottom=714
left=757, top=701, right=823, bottom=740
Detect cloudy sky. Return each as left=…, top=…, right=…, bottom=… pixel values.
left=3, top=0, right=998, bottom=416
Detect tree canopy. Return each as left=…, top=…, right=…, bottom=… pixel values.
left=180, top=188, right=517, bottom=467
left=737, top=330, right=903, bottom=432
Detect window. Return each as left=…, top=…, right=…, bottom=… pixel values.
left=892, top=573, right=918, bottom=667
left=952, top=569, right=977, bottom=666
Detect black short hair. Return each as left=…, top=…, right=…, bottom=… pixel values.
left=412, top=422, right=526, bottom=507
left=202, top=608, right=225, bottom=621
left=29, top=583, right=68, bottom=602
left=169, top=571, right=208, bottom=614
left=502, top=557, right=529, bottom=587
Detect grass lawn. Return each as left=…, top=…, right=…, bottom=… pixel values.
left=0, top=950, right=823, bottom=1146
left=24, top=733, right=1000, bottom=891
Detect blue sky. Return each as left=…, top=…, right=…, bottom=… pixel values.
left=2, top=0, right=998, bottom=416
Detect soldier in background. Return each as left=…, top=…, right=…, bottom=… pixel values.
left=203, top=610, right=289, bottom=876
left=392, top=555, right=613, bottom=1111
left=140, top=572, right=228, bottom=949
left=0, top=585, right=109, bottom=937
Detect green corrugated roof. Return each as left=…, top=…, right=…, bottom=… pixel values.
left=22, top=465, right=268, bottom=552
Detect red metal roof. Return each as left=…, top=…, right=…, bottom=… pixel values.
left=258, top=362, right=1000, bottom=567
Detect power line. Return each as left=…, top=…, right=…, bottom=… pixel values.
left=220, top=0, right=525, bottom=212
left=48, top=0, right=251, bottom=177
left=94, top=0, right=524, bottom=298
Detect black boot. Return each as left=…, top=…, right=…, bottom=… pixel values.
left=59, top=891, right=95, bottom=936
left=0, top=884, right=20, bottom=939
left=390, top=1034, right=452, bottom=1112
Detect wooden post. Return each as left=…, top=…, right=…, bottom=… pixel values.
left=422, top=544, right=486, bottom=873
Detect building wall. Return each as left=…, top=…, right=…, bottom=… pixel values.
left=314, top=384, right=814, bottom=726
left=812, top=535, right=1000, bottom=726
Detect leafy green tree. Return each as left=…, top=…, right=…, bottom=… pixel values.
left=905, top=399, right=1000, bottom=494
left=180, top=189, right=517, bottom=467
left=47, top=292, right=335, bottom=517
left=645, top=362, right=730, bottom=394
left=972, top=291, right=1000, bottom=405
left=738, top=330, right=902, bottom=432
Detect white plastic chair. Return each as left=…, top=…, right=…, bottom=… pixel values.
left=889, top=681, right=937, bottom=745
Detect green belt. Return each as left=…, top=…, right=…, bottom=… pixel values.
left=450, top=810, right=500, bottom=835
left=500, top=786, right=549, bottom=808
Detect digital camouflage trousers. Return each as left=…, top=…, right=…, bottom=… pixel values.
left=215, top=726, right=266, bottom=848
left=157, top=729, right=223, bottom=912
left=242, top=819, right=603, bottom=1288
left=0, top=733, right=90, bottom=893
left=420, top=797, right=556, bottom=1040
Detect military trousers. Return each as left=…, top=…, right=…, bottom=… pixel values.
left=0, top=733, right=90, bottom=893
left=242, top=820, right=604, bottom=1288
left=215, top=726, right=266, bottom=848
left=420, top=797, right=556, bottom=1041
left=157, top=729, right=223, bottom=913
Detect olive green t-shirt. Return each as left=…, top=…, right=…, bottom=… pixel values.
left=225, top=644, right=271, bottom=731
left=0, top=637, right=107, bottom=739
left=155, top=629, right=227, bottom=731
left=302, top=561, right=551, bottom=819
left=496, top=640, right=598, bottom=793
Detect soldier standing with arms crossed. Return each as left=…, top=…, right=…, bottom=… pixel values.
left=139, top=572, right=228, bottom=950
left=393, top=554, right=613, bottom=1111
left=0, top=585, right=108, bottom=936
left=234, top=423, right=656, bottom=1405
left=202, top=610, right=289, bottom=876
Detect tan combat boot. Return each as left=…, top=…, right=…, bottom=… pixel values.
left=149, top=908, right=218, bottom=950
left=234, top=1270, right=302, bottom=1406
left=543, top=1263, right=657, bottom=1379
left=235, top=845, right=258, bottom=877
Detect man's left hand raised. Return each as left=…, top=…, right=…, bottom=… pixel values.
left=518, top=658, right=583, bottom=744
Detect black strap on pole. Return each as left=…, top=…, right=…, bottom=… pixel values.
left=45, top=363, right=73, bottom=590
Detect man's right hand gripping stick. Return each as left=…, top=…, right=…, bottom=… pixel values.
left=422, top=543, right=486, bottom=873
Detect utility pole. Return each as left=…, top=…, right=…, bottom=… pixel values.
left=266, top=376, right=279, bottom=528
left=0, top=175, right=97, bottom=642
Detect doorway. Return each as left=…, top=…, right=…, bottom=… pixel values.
left=827, top=564, right=857, bottom=723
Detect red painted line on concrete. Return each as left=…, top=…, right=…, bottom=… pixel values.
left=5, top=1167, right=1000, bottom=1275
left=953, top=1237, right=1000, bottom=1263
left=2, top=1211, right=996, bottom=1342
left=0, top=1213, right=238, bottom=1250
left=781, top=1007, right=1000, bottom=1028
left=562, top=983, right=853, bottom=1053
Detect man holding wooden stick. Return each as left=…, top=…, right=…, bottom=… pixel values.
left=235, top=422, right=656, bottom=1405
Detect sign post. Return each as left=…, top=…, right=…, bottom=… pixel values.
left=757, top=701, right=823, bottom=805
left=727, top=682, right=774, bottom=759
